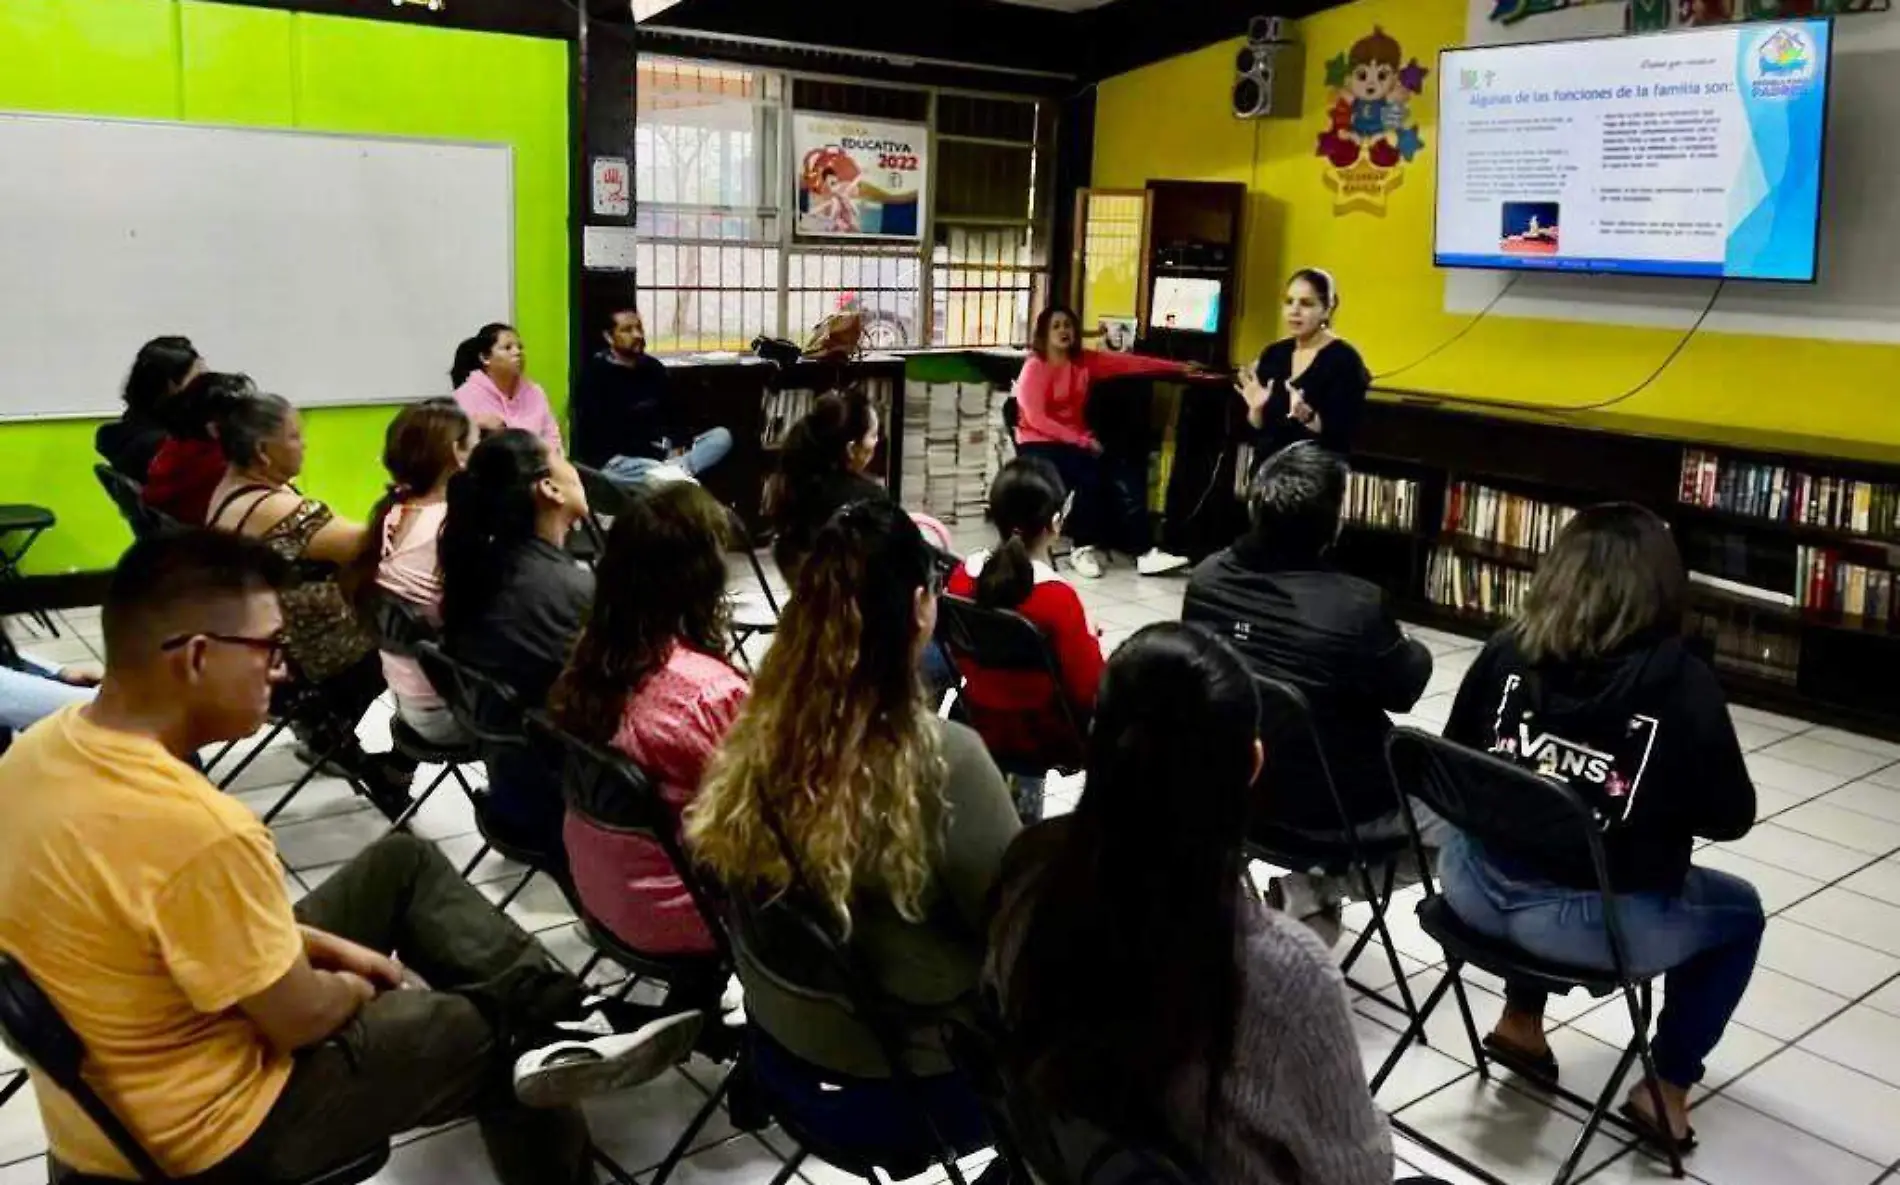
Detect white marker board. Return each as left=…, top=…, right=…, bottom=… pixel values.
left=0, top=112, right=515, bottom=421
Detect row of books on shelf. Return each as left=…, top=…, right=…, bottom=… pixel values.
left=1796, top=545, right=1898, bottom=621
left=1441, top=481, right=1575, bottom=556
left=1679, top=449, right=1900, bottom=538
left=1425, top=548, right=1532, bottom=620
left=1344, top=473, right=1419, bottom=532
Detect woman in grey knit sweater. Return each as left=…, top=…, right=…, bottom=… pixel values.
left=986, top=622, right=1392, bottom=1185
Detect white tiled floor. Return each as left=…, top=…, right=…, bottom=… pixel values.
left=7, top=531, right=1900, bottom=1185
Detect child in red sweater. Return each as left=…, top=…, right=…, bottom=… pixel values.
left=945, top=457, right=1106, bottom=820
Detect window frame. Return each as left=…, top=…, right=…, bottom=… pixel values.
left=635, top=56, right=1054, bottom=353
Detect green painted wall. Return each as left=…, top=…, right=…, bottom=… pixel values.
left=0, top=0, right=569, bottom=574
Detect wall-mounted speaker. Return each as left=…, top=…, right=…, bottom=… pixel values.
left=1233, top=17, right=1303, bottom=121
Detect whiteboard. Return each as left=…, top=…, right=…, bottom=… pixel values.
left=0, top=112, right=514, bottom=421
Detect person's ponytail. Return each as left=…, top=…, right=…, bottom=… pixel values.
left=973, top=455, right=1066, bottom=611
left=975, top=534, right=1036, bottom=610
left=439, top=429, right=546, bottom=633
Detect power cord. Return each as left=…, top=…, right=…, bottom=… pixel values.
left=1373, top=272, right=1523, bottom=383
left=1380, top=277, right=1727, bottom=416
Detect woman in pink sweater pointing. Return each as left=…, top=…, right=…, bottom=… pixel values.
left=1014, top=305, right=1193, bottom=578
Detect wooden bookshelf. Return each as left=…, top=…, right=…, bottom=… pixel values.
left=1337, top=393, right=1900, bottom=738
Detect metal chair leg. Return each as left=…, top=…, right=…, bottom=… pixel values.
left=460, top=841, right=493, bottom=879
left=0, top=1069, right=25, bottom=1110
left=1370, top=967, right=1459, bottom=1096
left=384, top=763, right=453, bottom=834
left=590, top=1144, right=640, bottom=1185
left=767, top=1149, right=807, bottom=1185
left=216, top=717, right=293, bottom=791
left=258, top=732, right=349, bottom=826
left=649, top=1065, right=735, bottom=1185
left=494, top=868, right=536, bottom=911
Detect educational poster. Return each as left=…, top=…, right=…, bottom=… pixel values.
left=1436, top=19, right=1832, bottom=280
left=792, top=114, right=928, bottom=241
left=1315, top=27, right=1431, bottom=217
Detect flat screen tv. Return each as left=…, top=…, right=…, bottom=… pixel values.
left=1149, top=277, right=1223, bottom=332
left=1434, top=19, right=1833, bottom=282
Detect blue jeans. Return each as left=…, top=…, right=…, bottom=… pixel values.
left=0, top=662, right=95, bottom=733
left=1436, top=833, right=1764, bottom=1087
left=1017, top=441, right=1151, bottom=555
left=602, top=428, right=733, bottom=486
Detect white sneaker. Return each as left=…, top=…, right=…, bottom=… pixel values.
left=1070, top=546, right=1104, bottom=580
left=1266, top=872, right=1349, bottom=920
left=513, top=1010, right=703, bottom=1109
left=1136, top=548, right=1190, bottom=577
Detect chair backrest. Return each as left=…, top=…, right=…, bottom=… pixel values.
left=525, top=710, right=732, bottom=964
left=934, top=594, right=1086, bottom=767
left=575, top=463, right=636, bottom=523
left=935, top=594, right=1064, bottom=677
left=413, top=640, right=529, bottom=752
left=92, top=464, right=178, bottom=542
left=0, top=956, right=169, bottom=1181
left=723, top=501, right=781, bottom=617
left=369, top=594, right=436, bottom=661
left=943, top=1016, right=1206, bottom=1185
left=1385, top=726, right=1612, bottom=894
left=1250, top=674, right=1383, bottom=838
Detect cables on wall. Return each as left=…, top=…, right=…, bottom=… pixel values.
left=1379, top=278, right=1727, bottom=417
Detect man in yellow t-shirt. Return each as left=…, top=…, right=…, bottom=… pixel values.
left=0, top=531, right=700, bottom=1184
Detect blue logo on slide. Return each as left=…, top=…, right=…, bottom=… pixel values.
left=1749, top=28, right=1815, bottom=98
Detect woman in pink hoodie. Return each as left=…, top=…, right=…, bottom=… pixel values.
left=1014, top=304, right=1193, bottom=578
left=451, top=322, right=564, bottom=453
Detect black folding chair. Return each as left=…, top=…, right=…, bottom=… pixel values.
left=92, top=464, right=180, bottom=542
left=934, top=594, right=1086, bottom=817
left=0, top=503, right=58, bottom=636
left=368, top=595, right=484, bottom=833
left=526, top=709, right=738, bottom=1185
left=0, top=955, right=385, bottom=1184
left=1247, top=676, right=1423, bottom=1031
left=1372, top=727, right=1687, bottom=1185
left=723, top=888, right=989, bottom=1185
left=943, top=1011, right=1208, bottom=1185
left=413, top=640, right=563, bottom=909
left=204, top=676, right=390, bottom=827
left=724, top=502, right=780, bottom=671
left=574, top=463, right=636, bottom=562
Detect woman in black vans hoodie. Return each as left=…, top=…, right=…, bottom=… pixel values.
left=1439, top=503, right=1762, bottom=1153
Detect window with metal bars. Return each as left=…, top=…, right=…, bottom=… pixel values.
left=634, top=58, right=1051, bottom=354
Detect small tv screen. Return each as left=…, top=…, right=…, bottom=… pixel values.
left=1435, top=19, right=1833, bottom=282
left=1149, top=277, right=1223, bottom=332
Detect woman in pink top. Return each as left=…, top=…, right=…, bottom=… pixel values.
left=549, top=481, right=746, bottom=974
left=349, top=398, right=477, bottom=744
left=1014, top=304, right=1194, bottom=579
left=451, top=322, right=564, bottom=453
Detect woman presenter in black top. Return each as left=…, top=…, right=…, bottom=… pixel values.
left=1237, top=268, right=1370, bottom=457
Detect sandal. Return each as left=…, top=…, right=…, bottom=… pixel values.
left=1619, top=1100, right=1698, bottom=1153
left=1481, top=1032, right=1561, bottom=1086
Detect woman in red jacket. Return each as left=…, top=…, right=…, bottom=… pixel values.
left=946, top=457, right=1106, bottom=820
left=1013, top=304, right=1193, bottom=579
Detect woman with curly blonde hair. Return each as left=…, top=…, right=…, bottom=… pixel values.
left=686, top=497, right=1018, bottom=1165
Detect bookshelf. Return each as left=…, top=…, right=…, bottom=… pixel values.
left=1335, top=394, right=1900, bottom=738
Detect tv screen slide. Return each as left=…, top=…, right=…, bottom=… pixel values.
left=1150, top=277, right=1223, bottom=332
left=1435, top=20, right=1832, bottom=282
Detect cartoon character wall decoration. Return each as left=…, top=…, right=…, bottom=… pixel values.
left=1315, top=27, right=1430, bottom=217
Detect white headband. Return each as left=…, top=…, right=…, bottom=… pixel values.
left=1304, top=267, right=1340, bottom=312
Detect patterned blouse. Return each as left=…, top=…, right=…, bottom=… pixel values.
left=219, top=487, right=375, bottom=684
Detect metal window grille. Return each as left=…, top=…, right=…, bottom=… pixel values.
left=635, top=58, right=1052, bottom=354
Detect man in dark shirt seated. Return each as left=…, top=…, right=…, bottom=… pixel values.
left=1183, top=442, right=1441, bottom=918
left=570, top=309, right=732, bottom=487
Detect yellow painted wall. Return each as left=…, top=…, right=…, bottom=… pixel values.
left=1093, top=0, right=1900, bottom=449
